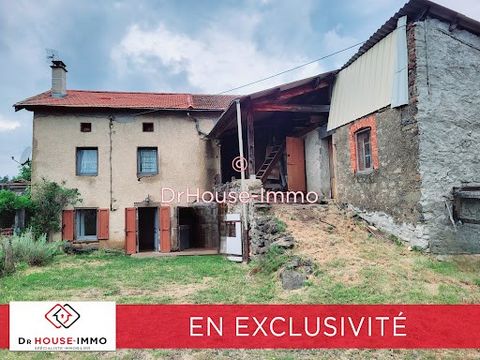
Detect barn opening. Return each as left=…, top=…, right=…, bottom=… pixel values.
left=177, top=205, right=219, bottom=252
left=138, top=207, right=157, bottom=252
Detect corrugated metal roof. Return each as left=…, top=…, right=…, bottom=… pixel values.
left=328, top=31, right=397, bottom=131
left=343, top=0, right=480, bottom=69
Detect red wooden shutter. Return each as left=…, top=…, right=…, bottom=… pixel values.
left=97, top=209, right=109, bottom=240
left=125, top=208, right=137, bottom=255
left=62, top=210, right=75, bottom=241
left=160, top=206, right=171, bottom=253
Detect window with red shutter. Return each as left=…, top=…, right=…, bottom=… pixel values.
left=97, top=209, right=109, bottom=240
left=62, top=210, right=75, bottom=241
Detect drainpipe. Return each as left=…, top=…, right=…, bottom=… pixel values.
left=235, top=100, right=248, bottom=260
left=187, top=112, right=208, bottom=139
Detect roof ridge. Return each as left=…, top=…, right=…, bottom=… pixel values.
left=66, top=89, right=239, bottom=97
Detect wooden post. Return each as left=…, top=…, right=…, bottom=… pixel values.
left=246, top=105, right=255, bottom=178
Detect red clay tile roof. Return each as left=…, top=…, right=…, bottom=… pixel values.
left=14, top=90, right=237, bottom=112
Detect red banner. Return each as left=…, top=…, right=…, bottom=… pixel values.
left=1, top=304, right=480, bottom=349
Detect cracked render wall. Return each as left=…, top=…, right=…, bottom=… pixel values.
left=415, top=17, right=480, bottom=253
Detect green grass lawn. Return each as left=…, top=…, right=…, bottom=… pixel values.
left=1, top=250, right=480, bottom=359
left=2, top=249, right=479, bottom=305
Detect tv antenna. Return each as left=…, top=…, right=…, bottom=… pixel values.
left=45, top=48, right=59, bottom=63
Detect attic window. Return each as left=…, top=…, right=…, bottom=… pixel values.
left=80, top=123, right=91, bottom=132
left=143, top=122, right=154, bottom=132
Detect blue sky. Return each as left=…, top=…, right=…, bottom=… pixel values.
left=0, top=0, right=478, bottom=177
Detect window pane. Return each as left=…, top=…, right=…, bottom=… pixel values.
left=356, top=130, right=371, bottom=172
left=77, top=149, right=97, bottom=175
left=76, top=209, right=97, bottom=240
left=357, top=134, right=365, bottom=171
left=139, top=148, right=158, bottom=174
left=364, top=138, right=371, bottom=169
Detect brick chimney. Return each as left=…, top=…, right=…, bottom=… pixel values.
left=50, top=60, right=67, bottom=98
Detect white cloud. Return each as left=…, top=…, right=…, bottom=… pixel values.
left=111, top=21, right=324, bottom=94
left=323, top=26, right=361, bottom=68
left=436, top=0, right=480, bottom=21
left=0, top=116, right=20, bottom=132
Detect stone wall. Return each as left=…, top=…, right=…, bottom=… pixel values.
left=304, top=128, right=331, bottom=198
left=415, top=17, right=480, bottom=253
left=333, top=106, right=423, bottom=232
left=332, top=23, right=425, bottom=248
left=215, top=179, right=295, bottom=257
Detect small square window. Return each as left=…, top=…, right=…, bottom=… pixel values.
left=76, top=209, right=97, bottom=241
left=137, top=147, right=158, bottom=176
left=76, top=147, right=98, bottom=176
left=80, top=123, right=92, bottom=132
left=143, top=123, right=154, bottom=132
left=356, top=129, right=372, bottom=173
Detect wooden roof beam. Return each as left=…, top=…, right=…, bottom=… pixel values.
left=255, top=80, right=329, bottom=104
left=252, top=104, right=330, bottom=113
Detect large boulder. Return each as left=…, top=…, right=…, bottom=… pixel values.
left=280, top=270, right=307, bottom=290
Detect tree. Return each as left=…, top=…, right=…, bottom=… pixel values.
left=0, top=189, right=32, bottom=228
left=14, top=162, right=31, bottom=182
left=0, top=176, right=9, bottom=184
left=30, top=179, right=81, bottom=239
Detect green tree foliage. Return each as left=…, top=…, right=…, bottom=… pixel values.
left=0, top=190, right=32, bottom=228
left=15, top=162, right=31, bottom=182
left=30, top=179, right=81, bottom=238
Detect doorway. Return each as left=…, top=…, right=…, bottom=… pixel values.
left=178, top=205, right=219, bottom=251
left=138, top=207, right=158, bottom=252
left=286, top=136, right=306, bottom=192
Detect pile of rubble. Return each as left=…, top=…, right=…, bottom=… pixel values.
left=249, top=203, right=295, bottom=256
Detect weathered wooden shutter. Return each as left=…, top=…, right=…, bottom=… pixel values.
left=125, top=208, right=137, bottom=255
left=160, top=206, right=171, bottom=253
left=97, top=209, right=109, bottom=240
left=62, top=210, right=75, bottom=241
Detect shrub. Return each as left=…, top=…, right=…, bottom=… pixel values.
left=0, top=237, right=16, bottom=275
left=10, top=230, right=62, bottom=266
left=0, top=240, right=4, bottom=274
left=251, top=245, right=291, bottom=275
left=30, top=179, right=81, bottom=239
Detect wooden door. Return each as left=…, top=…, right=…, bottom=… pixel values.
left=125, top=208, right=137, bottom=255
left=327, top=136, right=337, bottom=199
left=160, top=206, right=171, bottom=253
left=286, top=137, right=306, bottom=192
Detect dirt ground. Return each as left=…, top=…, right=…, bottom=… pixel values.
left=272, top=202, right=480, bottom=300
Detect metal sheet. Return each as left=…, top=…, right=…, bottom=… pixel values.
left=327, top=32, right=396, bottom=131
left=391, top=16, right=409, bottom=108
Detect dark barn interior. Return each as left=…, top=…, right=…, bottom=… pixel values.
left=213, top=72, right=336, bottom=191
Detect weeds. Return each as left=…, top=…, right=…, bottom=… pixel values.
left=275, top=218, right=287, bottom=233
left=11, top=230, right=62, bottom=266
left=251, top=245, right=291, bottom=275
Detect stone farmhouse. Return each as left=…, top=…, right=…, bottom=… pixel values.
left=15, top=0, right=480, bottom=256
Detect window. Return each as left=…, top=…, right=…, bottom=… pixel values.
left=137, top=147, right=158, bottom=176
left=76, top=147, right=98, bottom=176
left=76, top=209, right=97, bottom=241
left=80, top=123, right=92, bottom=132
left=356, top=128, right=372, bottom=172
left=143, top=122, right=154, bottom=132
